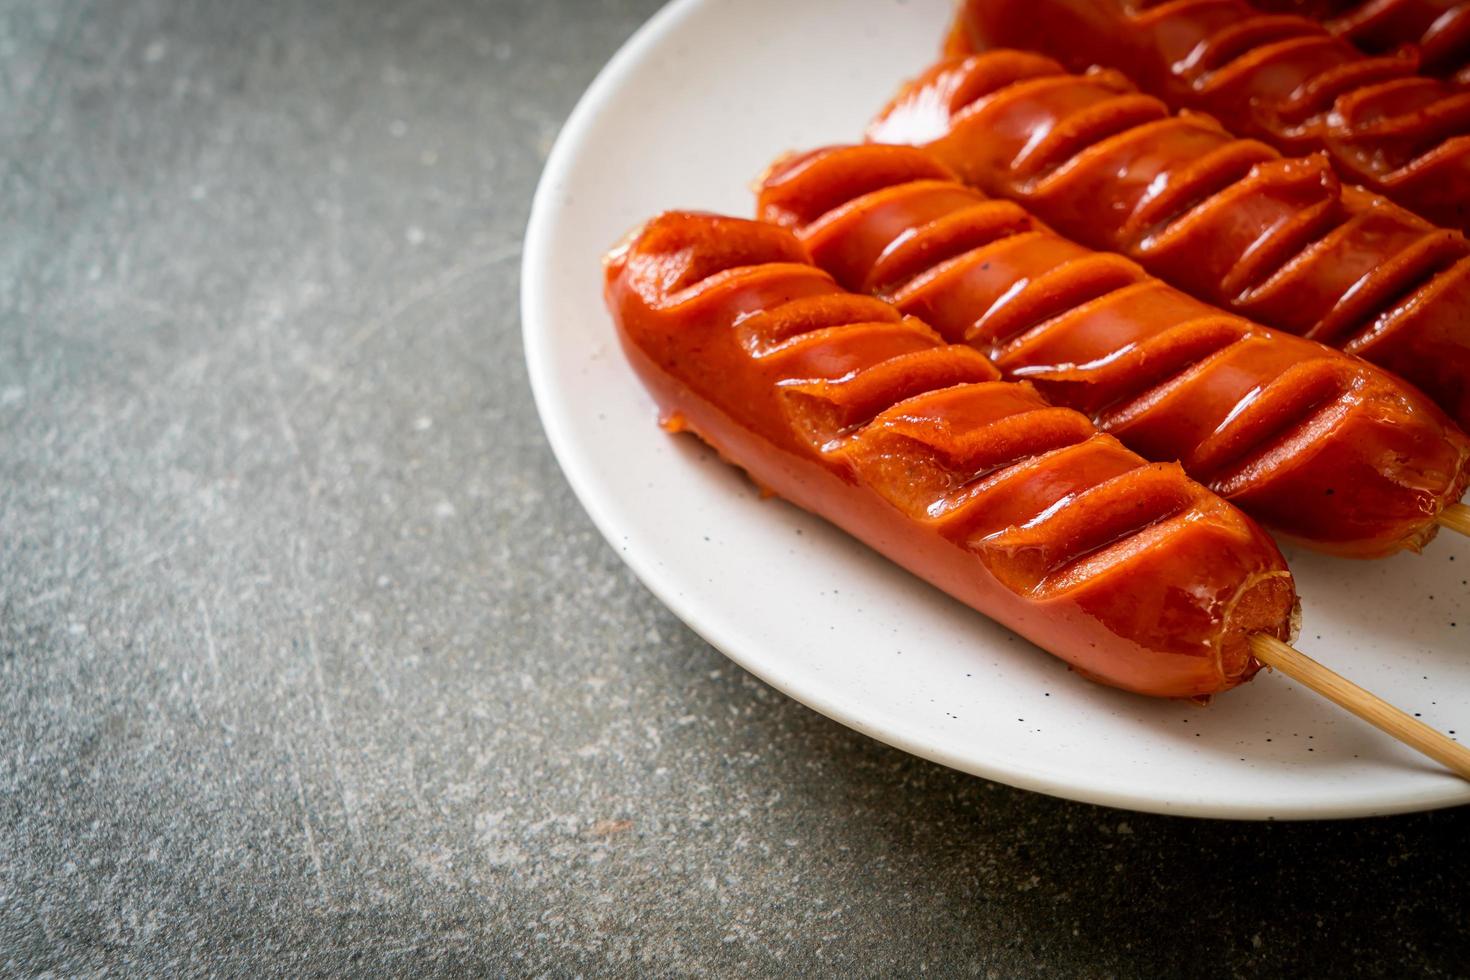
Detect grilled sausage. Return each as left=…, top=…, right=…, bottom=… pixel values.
left=949, top=0, right=1470, bottom=231
left=1254, top=0, right=1470, bottom=84
left=755, top=144, right=1470, bottom=557
left=605, top=211, right=1298, bottom=698
left=868, top=50, right=1470, bottom=430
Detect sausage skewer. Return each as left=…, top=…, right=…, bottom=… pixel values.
left=1252, top=0, right=1470, bottom=85
left=605, top=210, right=1467, bottom=779
left=754, top=144, right=1470, bottom=558
left=948, top=0, right=1470, bottom=232
left=606, top=210, right=1299, bottom=700
left=867, top=50, right=1470, bottom=432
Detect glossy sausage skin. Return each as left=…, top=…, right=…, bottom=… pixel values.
left=869, top=50, right=1470, bottom=430
left=606, top=211, right=1297, bottom=698
left=950, top=0, right=1470, bottom=231
left=1254, top=0, right=1470, bottom=84
left=755, top=145, right=1470, bottom=557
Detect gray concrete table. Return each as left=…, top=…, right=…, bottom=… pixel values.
left=3, top=0, right=1467, bottom=975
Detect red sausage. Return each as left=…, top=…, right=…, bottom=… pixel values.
left=950, top=0, right=1470, bottom=232
left=605, top=211, right=1298, bottom=698
left=868, top=50, right=1470, bottom=431
left=1254, top=0, right=1470, bottom=84
left=756, top=144, right=1470, bottom=557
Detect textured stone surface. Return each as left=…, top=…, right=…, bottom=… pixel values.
left=2, top=0, right=1468, bottom=975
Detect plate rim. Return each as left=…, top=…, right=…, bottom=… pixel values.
left=520, top=0, right=1470, bottom=820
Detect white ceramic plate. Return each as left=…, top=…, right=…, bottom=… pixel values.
left=522, top=0, right=1470, bottom=818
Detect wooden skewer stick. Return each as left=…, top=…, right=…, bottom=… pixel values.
left=1439, top=502, right=1470, bottom=537
left=1248, top=634, right=1470, bottom=782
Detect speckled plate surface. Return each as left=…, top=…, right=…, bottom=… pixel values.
left=522, top=0, right=1470, bottom=818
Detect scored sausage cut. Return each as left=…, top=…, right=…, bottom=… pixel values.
left=756, top=144, right=1470, bottom=557
left=868, top=50, right=1470, bottom=431
left=605, top=211, right=1298, bottom=698
left=949, top=0, right=1470, bottom=232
